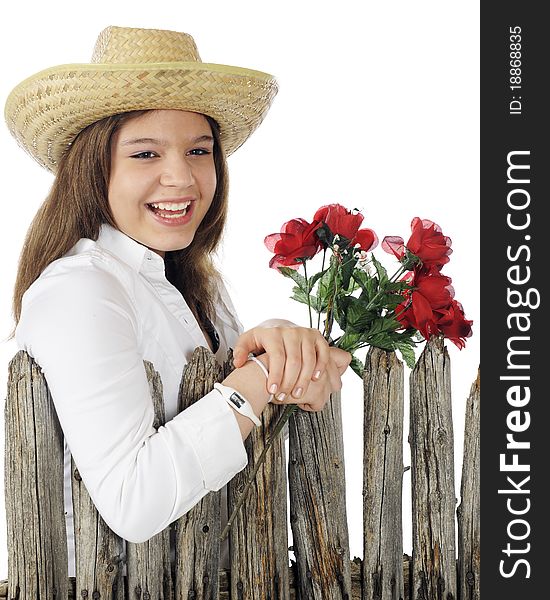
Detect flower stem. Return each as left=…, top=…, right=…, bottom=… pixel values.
left=323, top=253, right=340, bottom=341
left=220, top=404, right=298, bottom=542
left=317, top=249, right=327, bottom=330
left=302, top=260, right=313, bottom=328
left=389, top=264, right=407, bottom=284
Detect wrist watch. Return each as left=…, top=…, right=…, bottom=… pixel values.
left=214, top=382, right=262, bottom=427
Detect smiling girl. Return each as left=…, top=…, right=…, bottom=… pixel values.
left=4, top=26, right=350, bottom=574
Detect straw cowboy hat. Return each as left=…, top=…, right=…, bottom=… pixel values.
left=4, top=25, right=279, bottom=172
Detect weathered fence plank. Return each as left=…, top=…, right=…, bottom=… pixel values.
left=227, top=401, right=290, bottom=599
left=126, top=361, right=173, bottom=599
left=5, top=350, right=68, bottom=600
left=72, top=461, right=124, bottom=599
left=362, top=347, right=405, bottom=600
left=457, top=372, right=480, bottom=600
left=220, top=348, right=290, bottom=598
left=174, top=347, right=224, bottom=600
left=72, top=359, right=170, bottom=599
left=409, top=336, right=457, bottom=600
left=288, top=391, right=352, bottom=599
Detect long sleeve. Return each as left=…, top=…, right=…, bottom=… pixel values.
left=16, top=264, right=248, bottom=543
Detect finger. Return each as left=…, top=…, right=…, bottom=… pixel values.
left=290, top=337, right=317, bottom=400
left=298, top=394, right=328, bottom=412
left=311, top=333, right=331, bottom=381
left=329, top=347, right=353, bottom=375
left=275, top=329, right=303, bottom=401
left=264, top=339, right=286, bottom=397
left=325, top=356, right=344, bottom=395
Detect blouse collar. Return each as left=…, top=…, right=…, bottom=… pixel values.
left=96, top=223, right=165, bottom=273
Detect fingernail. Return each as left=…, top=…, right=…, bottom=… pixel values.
left=293, top=387, right=303, bottom=399
left=313, top=370, right=322, bottom=380
left=276, top=392, right=286, bottom=402
left=270, top=383, right=278, bottom=394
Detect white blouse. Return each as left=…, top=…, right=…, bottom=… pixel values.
left=16, top=223, right=248, bottom=574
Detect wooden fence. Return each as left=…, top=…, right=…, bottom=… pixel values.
left=1, top=336, right=480, bottom=599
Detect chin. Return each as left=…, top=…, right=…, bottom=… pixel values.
left=153, top=235, right=196, bottom=255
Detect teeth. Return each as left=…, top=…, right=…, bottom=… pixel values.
left=149, top=201, right=191, bottom=211
left=161, top=211, right=188, bottom=219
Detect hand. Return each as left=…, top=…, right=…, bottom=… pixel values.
left=233, top=320, right=351, bottom=403
left=279, top=346, right=351, bottom=412
left=233, top=320, right=333, bottom=401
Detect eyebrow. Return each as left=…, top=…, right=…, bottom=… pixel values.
left=120, top=135, right=214, bottom=146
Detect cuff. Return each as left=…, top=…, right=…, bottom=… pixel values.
left=171, top=388, right=248, bottom=491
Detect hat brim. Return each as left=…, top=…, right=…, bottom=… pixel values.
left=5, top=61, right=278, bottom=172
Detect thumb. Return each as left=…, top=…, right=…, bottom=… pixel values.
left=232, top=330, right=258, bottom=367
left=329, top=347, right=352, bottom=375
left=232, top=344, right=249, bottom=368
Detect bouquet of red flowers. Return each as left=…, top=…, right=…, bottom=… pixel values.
left=222, top=203, right=473, bottom=539
left=264, top=203, right=473, bottom=374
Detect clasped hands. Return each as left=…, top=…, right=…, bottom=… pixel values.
left=231, top=319, right=351, bottom=413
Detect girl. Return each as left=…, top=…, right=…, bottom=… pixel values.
left=4, top=25, right=350, bottom=573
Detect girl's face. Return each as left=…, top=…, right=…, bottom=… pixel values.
left=108, top=109, right=217, bottom=256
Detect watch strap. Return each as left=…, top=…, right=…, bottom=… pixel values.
left=214, top=382, right=262, bottom=427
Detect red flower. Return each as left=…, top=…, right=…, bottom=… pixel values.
left=408, top=217, right=452, bottom=272
left=395, top=271, right=454, bottom=340
left=434, top=300, right=473, bottom=349
left=396, top=270, right=472, bottom=348
left=382, top=217, right=452, bottom=273
left=264, top=218, right=323, bottom=269
left=313, top=203, right=378, bottom=251
left=353, top=228, right=378, bottom=252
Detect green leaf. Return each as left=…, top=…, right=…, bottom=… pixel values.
left=395, top=340, right=417, bottom=369
left=279, top=266, right=321, bottom=313
left=349, top=355, right=365, bottom=378
left=316, top=265, right=336, bottom=312
left=385, top=294, right=408, bottom=310
left=356, top=277, right=381, bottom=307
left=352, top=270, right=376, bottom=296
left=331, top=295, right=348, bottom=331
left=339, top=255, right=356, bottom=292
left=386, top=280, right=411, bottom=293
left=336, top=331, right=364, bottom=353
left=367, top=317, right=396, bottom=336
left=308, top=268, right=328, bottom=293
left=291, top=285, right=314, bottom=306
left=278, top=266, right=307, bottom=289
left=371, top=255, right=389, bottom=285
left=365, top=332, right=397, bottom=351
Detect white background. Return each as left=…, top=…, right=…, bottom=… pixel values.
left=0, top=0, right=479, bottom=577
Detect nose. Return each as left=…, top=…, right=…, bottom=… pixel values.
left=159, top=154, right=195, bottom=188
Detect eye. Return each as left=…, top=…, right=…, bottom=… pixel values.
left=130, top=151, right=158, bottom=159
left=188, top=148, right=212, bottom=156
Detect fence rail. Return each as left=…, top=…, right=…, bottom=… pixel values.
left=2, top=337, right=479, bottom=599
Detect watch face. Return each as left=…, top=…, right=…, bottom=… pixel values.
left=229, top=392, right=245, bottom=409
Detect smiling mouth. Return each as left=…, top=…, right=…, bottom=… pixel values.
left=146, top=200, right=192, bottom=219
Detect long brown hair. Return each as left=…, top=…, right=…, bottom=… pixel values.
left=12, top=110, right=228, bottom=331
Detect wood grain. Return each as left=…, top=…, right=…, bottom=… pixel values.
left=227, top=400, right=290, bottom=599
left=288, top=392, right=352, bottom=599
left=362, top=347, right=405, bottom=600
left=457, top=371, right=480, bottom=600
left=126, top=361, right=173, bottom=599
left=174, top=347, right=223, bottom=600
left=409, top=337, right=457, bottom=600
left=5, top=350, right=68, bottom=600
